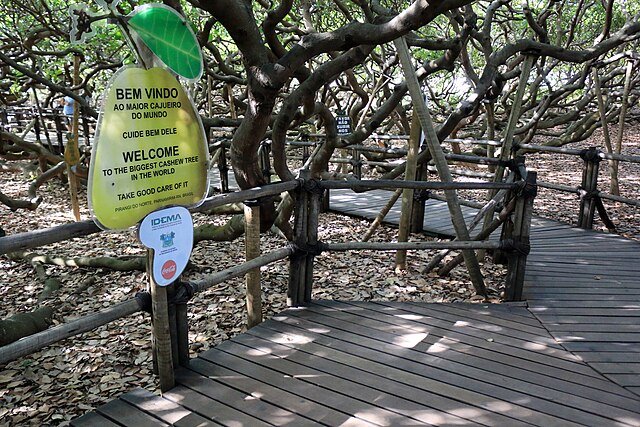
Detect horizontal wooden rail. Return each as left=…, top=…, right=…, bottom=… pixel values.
left=190, top=246, right=295, bottom=293
left=195, top=180, right=300, bottom=212
left=0, top=180, right=301, bottom=255
left=319, top=179, right=516, bottom=191
left=0, top=246, right=296, bottom=365
left=598, top=192, right=640, bottom=207
left=0, top=298, right=143, bottom=365
left=517, top=143, right=640, bottom=163
left=537, top=180, right=580, bottom=194
left=308, top=133, right=501, bottom=146
left=323, top=241, right=503, bottom=252
left=538, top=180, right=640, bottom=207
left=0, top=220, right=100, bottom=255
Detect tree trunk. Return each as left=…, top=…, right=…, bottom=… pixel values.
left=592, top=68, right=618, bottom=194
left=0, top=307, right=54, bottom=346
left=244, top=203, right=262, bottom=328
left=395, top=110, right=421, bottom=270
left=612, top=60, right=633, bottom=195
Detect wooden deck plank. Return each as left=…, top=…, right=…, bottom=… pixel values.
left=234, top=330, right=505, bottom=427
left=276, top=304, right=637, bottom=401
left=178, top=361, right=352, bottom=426
left=524, top=294, right=640, bottom=301
left=190, top=349, right=384, bottom=426
left=534, top=315, right=640, bottom=325
left=528, top=300, right=640, bottom=308
left=119, top=388, right=215, bottom=427
left=95, top=398, right=170, bottom=427
left=196, top=346, right=416, bottom=426
left=525, top=268, right=640, bottom=278
left=574, top=352, right=640, bottom=363
left=560, top=342, right=640, bottom=353
left=529, top=307, right=640, bottom=316
left=70, top=412, right=122, bottom=427
left=334, top=300, right=562, bottom=348
left=246, top=324, right=542, bottom=427
left=357, top=302, right=596, bottom=369
left=245, top=320, right=577, bottom=427
left=303, top=301, right=638, bottom=398
left=273, top=307, right=640, bottom=424
left=591, top=363, right=640, bottom=374
left=605, top=374, right=640, bottom=388
left=172, top=368, right=316, bottom=426
left=544, top=324, right=640, bottom=332
left=404, top=300, right=550, bottom=329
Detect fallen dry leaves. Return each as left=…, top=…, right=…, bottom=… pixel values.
left=0, top=126, right=639, bottom=425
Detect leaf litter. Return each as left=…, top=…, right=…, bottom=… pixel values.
left=0, top=126, right=639, bottom=425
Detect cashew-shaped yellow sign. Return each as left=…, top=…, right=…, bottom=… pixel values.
left=88, top=66, right=208, bottom=230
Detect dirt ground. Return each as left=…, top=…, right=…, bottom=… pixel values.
left=0, top=126, right=639, bottom=425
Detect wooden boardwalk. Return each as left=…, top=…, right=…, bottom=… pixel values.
left=72, top=188, right=640, bottom=426
left=330, top=188, right=640, bottom=396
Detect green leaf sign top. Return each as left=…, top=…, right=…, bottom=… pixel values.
left=128, top=4, right=203, bottom=80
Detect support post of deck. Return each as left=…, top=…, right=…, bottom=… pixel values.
left=351, top=148, right=362, bottom=179
left=148, top=252, right=175, bottom=392
left=166, top=283, right=179, bottom=368
left=174, top=289, right=190, bottom=367
left=578, top=147, right=600, bottom=229
left=410, top=163, right=428, bottom=233
left=244, top=200, right=263, bottom=328
left=504, top=172, right=537, bottom=301
left=218, top=146, right=229, bottom=193
left=303, top=179, right=322, bottom=304
left=288, top=171, right=309, bottom=307
left=259, top=141, right=272, bottom=184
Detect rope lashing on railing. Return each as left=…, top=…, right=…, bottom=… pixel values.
left=497, top=155, right=528, bottom=179
left=135, top=291, right=152, bottom=314
left=579, top=147, right=602, bottom=163
left=516, top=173, right=538, bottom=199
left=500, top=238, right=531, bottom=256
left=289, top=241, right=325, bottom=257
left=303, top=177, right=325, bottom=194
left=169, top=281, right=196, bottom=305
left=413, top=189, right=431, bottom=202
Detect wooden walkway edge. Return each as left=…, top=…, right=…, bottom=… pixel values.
left=71, top=189, right=640, bottom=426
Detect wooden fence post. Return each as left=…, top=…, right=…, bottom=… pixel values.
left=303, top=179, right=322, bottom=303
left=288, top=172, right=309, bottom=307
left=259, top=141, right=272, bottom=184
left=244, top=200, right=262, bottom=328
left=504, top=172, right=537, bottom=302
left=165, top=283, right=179, bottom=368
left=410, top=163, right=429, bottom=233
left=351, top=148, right=362, bottom=179
left=174, top=282, right=190, bottom=367
left=302, top=144, right=310, bottom=164
left=218, top=146, right=230, bottom=193
left=396, top=109, right=421, bottom=270
left=578, top=147, right=600, bottom=229
left=394, top=36, right=486, bottom=295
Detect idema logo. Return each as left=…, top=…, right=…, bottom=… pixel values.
left=152, top=213, right=181, bottom=226
left=161, top=260, right=177, bottom=280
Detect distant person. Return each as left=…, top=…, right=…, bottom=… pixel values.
left=62, top=95, right=75, bottom=131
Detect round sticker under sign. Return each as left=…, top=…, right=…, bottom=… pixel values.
left=139, top=206, right=193, bottom=286
left=88, top=66, right=209, bottom=230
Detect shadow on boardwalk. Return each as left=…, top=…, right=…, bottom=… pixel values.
left=72, top=190, right=640, bottom=426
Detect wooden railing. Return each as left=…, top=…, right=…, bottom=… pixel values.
left=514, top=142, right=640, bottom=231
left=0, top=168, right=536, bottom=392
left=1, top=106, right=96, bottom=153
